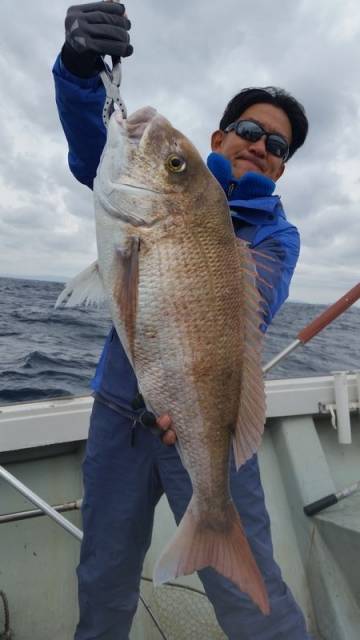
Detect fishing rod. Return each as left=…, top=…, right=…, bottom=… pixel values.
left=263, top=281, right=360, bottom=374
left=0, top=465, right=83, bottom=541
left=0, top=466, right=167, bottom=639
left=262, top=282, right=360, bottom=519
left=304, top=480, right=360, bottom=516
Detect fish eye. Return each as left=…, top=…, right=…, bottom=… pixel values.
left=166, top=154, right=187, bottom=173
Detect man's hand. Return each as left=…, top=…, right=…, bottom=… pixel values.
left=156, top=414, right=177, bottom=446
left=65, top=2, right=132, bottom=58
left=62, top=2, right=132, bottom=78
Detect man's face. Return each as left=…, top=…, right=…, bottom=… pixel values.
left=211, top=102, right=292, bottom=182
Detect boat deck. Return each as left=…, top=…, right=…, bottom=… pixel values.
left=0, top=374, right=359, bottom=639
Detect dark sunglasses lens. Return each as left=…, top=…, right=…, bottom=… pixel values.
left=267, top=135, right=289, bottom=159
left=233, top=120, right=289, bottom=159
left=236, top=121, right=263, bottom=142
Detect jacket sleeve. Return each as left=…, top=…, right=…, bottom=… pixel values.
left=252, top=225, right=300, bottom=329
left=52, top=54, right=106, bottom=189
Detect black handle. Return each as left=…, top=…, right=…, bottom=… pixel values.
left=139, top=410, right=157, bottom=429
left=111, top=55, right=121, bottom=67
left=303, top=494, right=338, bottom=516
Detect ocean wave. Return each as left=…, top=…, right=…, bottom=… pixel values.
left=10, top=310, right=85, bottom=326
left=1, top=276, right=359, bottom=406
left=0, top=331, right=19, bottom=337
left=0, top=387, right=76, bottom=404
left=9, top=310, right=110, bottom=333
left=0, top=368, right=89, bottom=383
left=21, top=350, right=95, bottom=371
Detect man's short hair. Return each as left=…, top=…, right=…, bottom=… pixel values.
left=219, top=87, right=308, bottom=160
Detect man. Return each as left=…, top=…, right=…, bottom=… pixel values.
left=53, top=3, right=311, bottom=639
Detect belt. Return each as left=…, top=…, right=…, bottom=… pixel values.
left=93, top=391, right=159, bottom=446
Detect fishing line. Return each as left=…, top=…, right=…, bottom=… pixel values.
left=138, top=585, right=169, bottom=640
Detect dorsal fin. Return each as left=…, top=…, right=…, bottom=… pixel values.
left=232, top=240, right=267, bottom=470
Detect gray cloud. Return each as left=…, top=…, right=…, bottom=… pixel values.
left=0, top=0, right=359, bottom=303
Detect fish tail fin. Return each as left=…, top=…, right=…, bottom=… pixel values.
left=153, top=499, right=270, bottom=615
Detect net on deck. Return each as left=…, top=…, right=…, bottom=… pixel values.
left=132, top=578, right=226, bottom=639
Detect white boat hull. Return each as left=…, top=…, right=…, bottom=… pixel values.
left=0, top=374, right=359, bottom=638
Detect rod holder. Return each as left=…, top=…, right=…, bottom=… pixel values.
left=356, top=372, right=360, bottom=411
left=333, top=371, right=352, bottom=444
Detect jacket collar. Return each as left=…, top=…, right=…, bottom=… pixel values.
left=230, top=195, right=286, bottom=226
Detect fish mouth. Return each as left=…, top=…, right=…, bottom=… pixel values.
left=101, top=107, right=171, bottom=226
left=110, top=107, right=167, bottom=195
left=114, top=106, right=158, bottom=145
left=112, top=107, right=167, bottom=195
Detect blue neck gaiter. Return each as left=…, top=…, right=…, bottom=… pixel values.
left=207, top=152, right=275, bottom=200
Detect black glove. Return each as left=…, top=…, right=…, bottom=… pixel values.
left=62, top=2, right=133, bottom=78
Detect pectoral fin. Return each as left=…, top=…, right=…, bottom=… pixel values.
left=113, top=237, right=140, bottom=359
left=55, top=261, right=106, bottom=308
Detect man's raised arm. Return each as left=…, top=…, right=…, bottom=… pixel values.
left=52, top=1, right=132, bottom=189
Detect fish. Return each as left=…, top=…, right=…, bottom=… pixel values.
left=57, top=106, right=270, bottom=615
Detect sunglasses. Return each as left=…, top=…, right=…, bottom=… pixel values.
left=224, top=119, right=290, bottom=161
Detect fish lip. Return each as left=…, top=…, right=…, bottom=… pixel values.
left=115, top=107, right=159, bottom=146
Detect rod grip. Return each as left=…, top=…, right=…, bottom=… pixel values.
left=298, top=282, right=360, bottom=344
left=303, top=493, right=338, bottom=516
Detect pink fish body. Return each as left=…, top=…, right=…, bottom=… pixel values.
left=58, top=107, right=269, bottom=615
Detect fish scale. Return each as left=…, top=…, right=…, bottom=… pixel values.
left=134, top=223, right=245, bottom=509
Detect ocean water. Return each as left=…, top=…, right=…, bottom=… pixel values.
left=0, top=276, right=359, bottom=405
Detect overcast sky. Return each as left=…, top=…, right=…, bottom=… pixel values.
left=0, top=0, right=359, bottom=304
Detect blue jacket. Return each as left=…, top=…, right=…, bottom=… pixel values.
left=53, top=55, right=300, bottom=409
